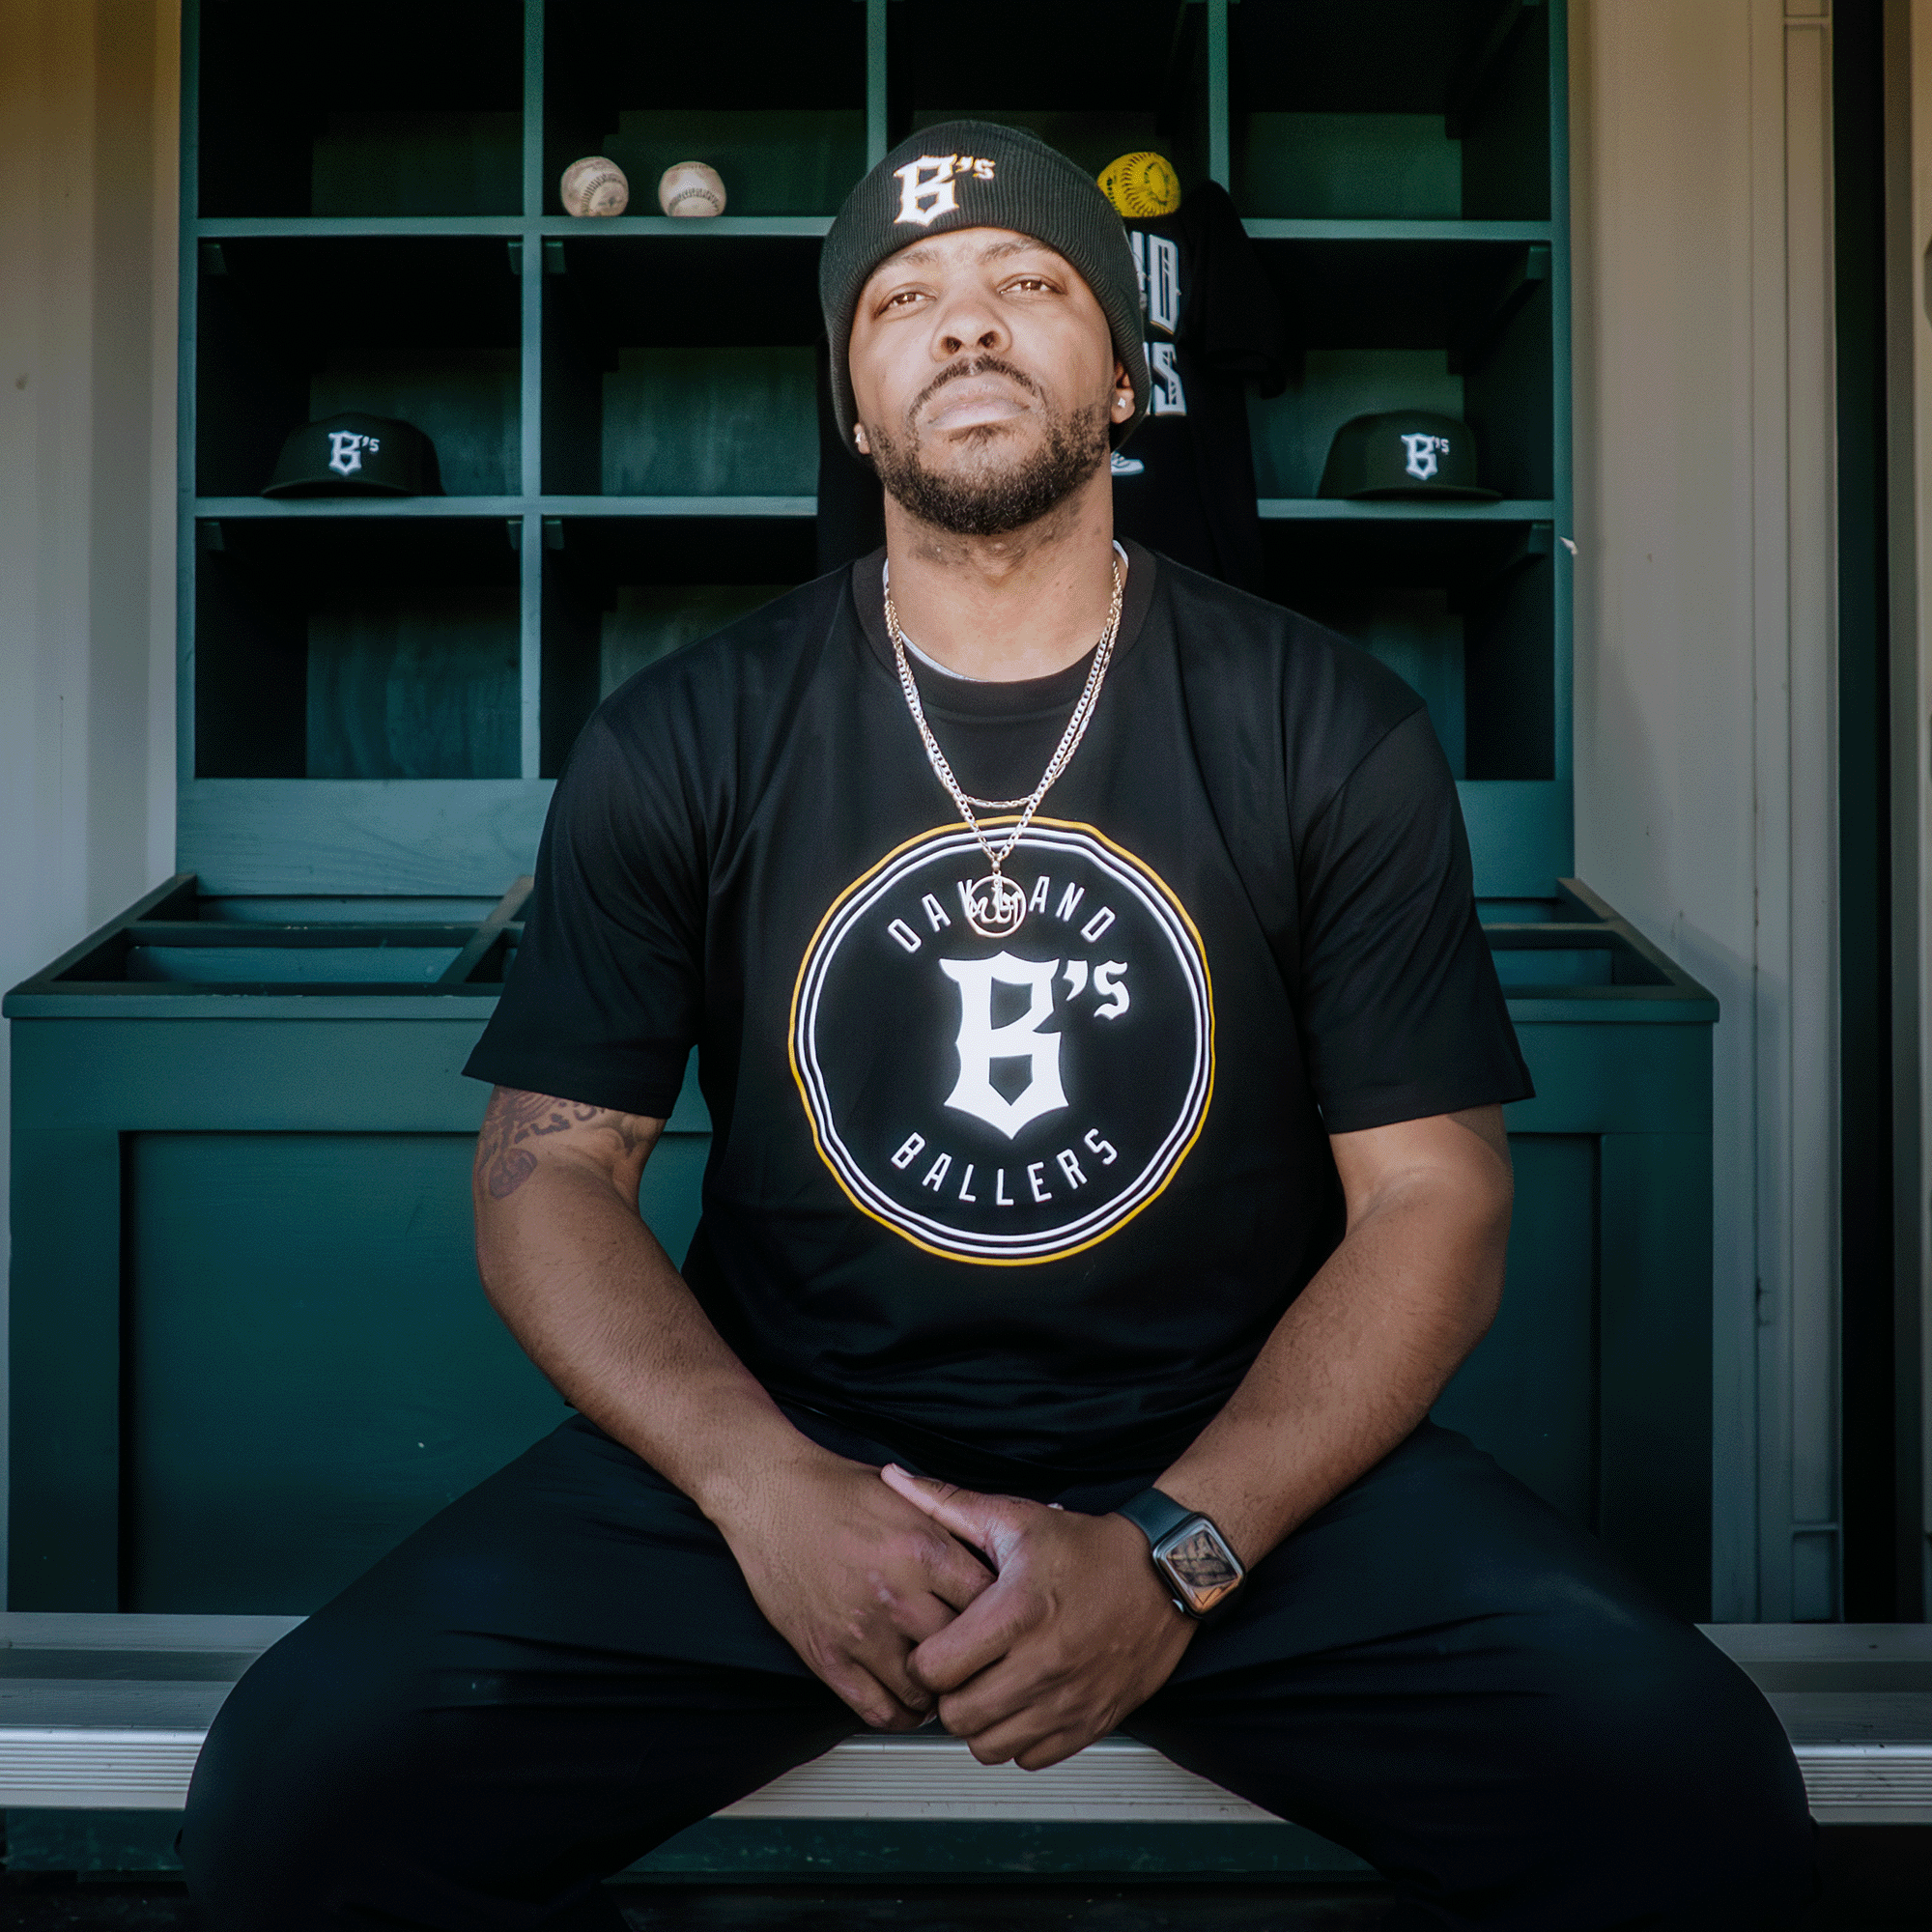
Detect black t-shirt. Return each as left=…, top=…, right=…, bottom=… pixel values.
left=1110, top=183, right=1289, bottom=594
left=466, top=544, right=1531, bottom=1478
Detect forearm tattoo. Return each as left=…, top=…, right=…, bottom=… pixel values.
left=477, top=1089, right=652, bottom=1200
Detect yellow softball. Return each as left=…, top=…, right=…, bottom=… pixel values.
left=1097, top=151, right=1181, bottom=218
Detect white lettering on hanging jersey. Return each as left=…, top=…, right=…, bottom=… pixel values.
left=1149, top=342, right=1186, bottom=415
left=1147, top=235, right=1180, bottom=335
left=1127, top=229, right=1186, bottom=417
left=1128, top=232, right=1181, bottom=337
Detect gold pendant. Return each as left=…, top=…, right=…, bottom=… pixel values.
left=962, top=872, right=1026, bottom=939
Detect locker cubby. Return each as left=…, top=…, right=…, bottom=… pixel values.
left=539, top=516, right=814, bottom=774
left=1230, top=0, right=1550, bottom=220
left=171, top=0, right=1573, bottom=900
left=895, top=0, right=1210, bottom=188
left=1248, top=242, right=1553, bottom=501
left=1263, top=530, right=1554, bottom=781
left=193, top=519, right=522, bottom=782
left=195, top=240, right=522, bottom=500
left=541, top=236, right=823, bottom=497
left=544, top=0, right=867, bottom=218
left=195, top=1, right=525, bottom=218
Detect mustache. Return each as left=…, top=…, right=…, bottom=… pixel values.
left=907, top=355, right=1041, bottom=421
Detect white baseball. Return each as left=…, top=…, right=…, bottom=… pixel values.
left=560, top=156, right=629, bottom=218
left=658, top=161, right=726, bottom=218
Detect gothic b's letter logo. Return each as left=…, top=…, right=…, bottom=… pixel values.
left=939, top=952, right=1067, bottom=1139
left=894, top=156, right=958, bottom=226
left=1400, top=432, right=1444, bottom=482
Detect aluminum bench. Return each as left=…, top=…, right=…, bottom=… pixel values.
left=0, top=1614, right=1925, bottom=1826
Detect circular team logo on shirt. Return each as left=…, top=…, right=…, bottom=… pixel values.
left=790, top=820, right=1214, bottom=1265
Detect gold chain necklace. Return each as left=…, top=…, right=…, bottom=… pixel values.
left=884, top=556, right=1124, bottom=939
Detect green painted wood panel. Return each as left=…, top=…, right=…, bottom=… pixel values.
left=9, top=1009, right=1708, bottom=1618
left=1598, top=1131, right=1714, bottom=1614
left=116, top=1126, right=706, bottom=1613
left=1236, top=113, right=1463, bottom=219
left=601, top=348, right=816, bottom=497
left=1433, top=1134, right=1597, bottom=1526
left=6, top=867, right=1713, bottom=1619
left=123, top=1131, right=567, bottom=1611
left=8, top=1126, right=122, bottom=1609
left=306, top=586, right=522, bottom=780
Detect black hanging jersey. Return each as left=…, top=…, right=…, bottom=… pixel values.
left=466, top=545, right=1530, bottom=1476
left=1111, top=182, right=1288, bottom=593
left=814, top=336, right=886, bottom=579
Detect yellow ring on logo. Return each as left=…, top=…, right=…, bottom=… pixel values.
left=787, top=816, right=1216, bottom=1267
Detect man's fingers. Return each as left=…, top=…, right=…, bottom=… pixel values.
left=910, top=1586, right=1039, bottom=1697
left=929, top=1647, right=1046, bottom=1736
left=890, top=1590, right=961, bottom=1646
left=818, top=1656, right=927, bottom=1733
left=1012, top=1728, right=1095, bottom=1772
left=923, top=1533, right=998, bottom=1612
left=882, top=1463, right=1031, bottom=1566
left=957, top=1710, right=1092, bottom=1770
left=854, top=1624, right=944, bottom=1719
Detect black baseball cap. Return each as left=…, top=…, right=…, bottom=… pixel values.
left=262, top=412, right=442, bottom=497
left=1318, top=412, right=1497, bottom=500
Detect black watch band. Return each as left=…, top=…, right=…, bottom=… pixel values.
left=1115, top=1486, right=1202, bottom=1549
left=1114, top=1487, right=1246, bottom=1619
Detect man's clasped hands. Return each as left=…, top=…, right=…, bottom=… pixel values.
left=714, top=1452, right=1195, bottom=1771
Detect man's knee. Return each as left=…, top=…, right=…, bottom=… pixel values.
left=1532, top=1610, right=1818, bottom=1924
left=182, top=1617, right=423, bottom=1928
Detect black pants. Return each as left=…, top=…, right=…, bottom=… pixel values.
left=180, top=1411, right=1816, bottom=1931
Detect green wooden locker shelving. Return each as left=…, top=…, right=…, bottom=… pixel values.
left=5, top=0, right=1714, bottom=1880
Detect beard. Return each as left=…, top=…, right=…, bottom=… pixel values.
left=867, top=356, right=1111, bottom=538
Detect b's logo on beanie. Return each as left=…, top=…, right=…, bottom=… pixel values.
left=894, top=153, right=997, bottom=227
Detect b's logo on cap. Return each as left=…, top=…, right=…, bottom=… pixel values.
left=894, top=153, right=996, bottom=227
left=327, top=430, right=381, bottom=477
left=1400, top=432, right=1446, bottom=482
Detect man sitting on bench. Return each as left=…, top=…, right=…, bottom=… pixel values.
left=182, top=124, right=1815, bottom=1931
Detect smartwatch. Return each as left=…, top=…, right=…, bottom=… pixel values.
left=1114, top=1488, right=1245, bottom=1619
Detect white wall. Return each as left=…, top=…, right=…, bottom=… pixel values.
left=0, top=0, right=181, bottom=1549
left=1570, top=0, right=1841, bottom=1619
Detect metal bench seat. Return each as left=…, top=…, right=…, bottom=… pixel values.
left=0, top=1615, right=1926, bottom=1826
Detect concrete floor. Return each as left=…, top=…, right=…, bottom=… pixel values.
left=0, top=1883, right=1405, bottom=1929
left=0, top=1855, right=1925, bottom=1932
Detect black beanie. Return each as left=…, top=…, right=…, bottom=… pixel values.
left=819, top=120, right=1151, bottom=459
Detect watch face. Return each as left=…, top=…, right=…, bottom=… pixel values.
left=1156, top=1520, right=1244, bottom=1614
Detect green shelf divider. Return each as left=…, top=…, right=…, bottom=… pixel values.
left=196, top=497, right=530, bottom=519
left=1245, top=218, right=1556, bottom=242
left=1258, top=498, right=1556, bottom=521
